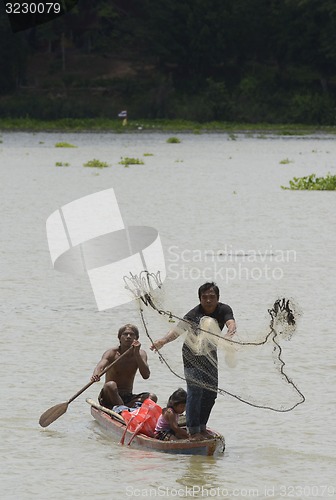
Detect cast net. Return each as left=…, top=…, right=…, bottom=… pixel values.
left=123, top=271, right=305, bottom=412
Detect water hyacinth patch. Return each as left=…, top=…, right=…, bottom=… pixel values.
left=55, top=142, right=77, bottom=148
left=281, top=173, right=336, bottom=190
left=83, top=159, right=109, bottom=168
left=166, top=137, right=181, bottom=143
left=119, top=157, right=144, bottom=166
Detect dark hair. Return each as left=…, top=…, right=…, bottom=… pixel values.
left=167, top=388, right=187, bottom=407
left=198, top=282, right=220, bottom=300
left=118, top=324, right=139, bottom=340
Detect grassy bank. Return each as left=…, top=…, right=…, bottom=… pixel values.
left=1, top=117, right=336, bottom=135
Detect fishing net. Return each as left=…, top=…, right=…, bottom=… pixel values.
left=123, top=271, right=305, bottom=412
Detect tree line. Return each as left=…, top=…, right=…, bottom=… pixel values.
left=1, top=0, right=336, bottom=124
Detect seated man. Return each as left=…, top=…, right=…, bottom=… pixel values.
left=91, top=324, right=156, bottom=409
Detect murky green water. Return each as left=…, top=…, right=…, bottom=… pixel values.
left=1, top=131, right=335, bottom=499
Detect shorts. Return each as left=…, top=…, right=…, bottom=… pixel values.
left=154, top=429, right=175, bottom=441
left=98, top=389, right=151, bottom=409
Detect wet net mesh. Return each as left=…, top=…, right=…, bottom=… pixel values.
left=123, top=271, right=305, bottom=412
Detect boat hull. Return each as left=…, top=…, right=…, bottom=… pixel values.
left=87, top=399, right=225, bottom=456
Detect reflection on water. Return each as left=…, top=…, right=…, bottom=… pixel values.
left=1, top=132, right=335, bottom=499
left=176, top=455, right=222, bottom=488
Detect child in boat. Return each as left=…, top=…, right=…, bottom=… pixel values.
left=154, top=388, right=189, bottom=440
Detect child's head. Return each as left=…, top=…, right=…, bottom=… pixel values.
left=167, top=388, right=187, bottom=414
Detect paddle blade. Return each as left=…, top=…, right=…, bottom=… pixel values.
left=39, top=402, right=68, bottom=427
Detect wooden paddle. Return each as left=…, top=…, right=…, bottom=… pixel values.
left=39, top=346, right=133, bottom=428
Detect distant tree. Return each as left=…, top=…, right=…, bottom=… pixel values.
left=0, top=11, right=28, bottom=93
left=282, top=0, right=336, bottom=91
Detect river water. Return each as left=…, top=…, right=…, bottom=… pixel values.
left=0, top=131, right=335, bottom=499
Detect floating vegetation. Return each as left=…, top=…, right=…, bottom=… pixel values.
left=166, top=137, right=181, bottom=143
left=281, top=173, right=336, bottom=190
left=228, top=133, right=237, bottom=141
left=55, top=162, right=70, bottom=167
left=55, top=142, right=77, bottom=148
left=279, top=158, right=293, bottom=164
left=174, top=159, right=184, bottom=163
left=83, top=159, right=109, bottom=168
left=119, top=157, right=144, bottom=166
left=143, top=153, right=154, bottom=156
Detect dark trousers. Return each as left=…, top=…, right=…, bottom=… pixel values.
left=184, top=366, right=217, bottom=434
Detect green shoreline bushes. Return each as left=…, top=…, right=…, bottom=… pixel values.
left=0, top=117, right=336, bottom=135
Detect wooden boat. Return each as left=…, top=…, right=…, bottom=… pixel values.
left=86, top=398, right=225, bottom=456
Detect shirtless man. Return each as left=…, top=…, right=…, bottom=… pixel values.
left=91, top=324, right=156, bottom=409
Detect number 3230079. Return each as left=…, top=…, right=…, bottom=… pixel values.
left=6, top=2, right=61, bottom=14
left=279, top=485, right=335, bottom=497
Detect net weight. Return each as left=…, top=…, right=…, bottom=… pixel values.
left=5, top=2, right=61, bottom=14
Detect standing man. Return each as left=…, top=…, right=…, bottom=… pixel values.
left=91, top=324, right=156, bottom=409
left=151, top=282, right=236, bottom=440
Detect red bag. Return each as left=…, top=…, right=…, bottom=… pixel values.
left=121, top=399, right=162, bottom=438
